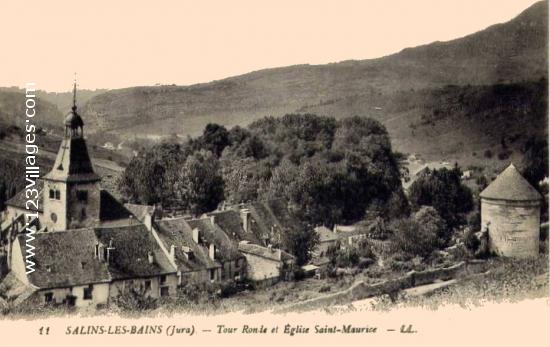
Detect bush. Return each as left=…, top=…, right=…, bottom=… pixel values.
left=113, top=289, right=159, bottom=312
left=318, top=285, right=331, bottom=293
left=408, top=166, right=473, bottom=229
left=463, top=228, right=481, bottom=253
left=497, top=150, right=512, bottom=160
left=293, top=268, right=306, bottom=281
left=391, top=207, right=445, bottom=257
left=176, top=282, right=222, bottom=305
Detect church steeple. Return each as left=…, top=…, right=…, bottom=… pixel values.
left=42, top=78, right=101, bottom=231
left=65, top=76, right=84, bottom=138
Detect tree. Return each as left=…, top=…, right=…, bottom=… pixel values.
left=408, top=166, right=473, bottom=229
left=522, top=136, right=548, bottom=189
left=118, top=142, right=189, bottom=206
left=194, top=123, right=231, bottom=157
left=281, top=222, right=319, bottom=266
left=391, top=206, right=445, bottom=257
left=174, top=151, right=224, bottom=216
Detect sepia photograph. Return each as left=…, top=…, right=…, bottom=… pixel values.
left=0, top=0, right=548, bottom=345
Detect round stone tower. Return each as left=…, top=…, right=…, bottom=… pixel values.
left=480, top=163, right=542, bottom=258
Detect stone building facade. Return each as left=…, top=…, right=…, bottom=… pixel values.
left=480, top=164, right=542, bottom=258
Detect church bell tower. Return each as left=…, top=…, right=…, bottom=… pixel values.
left=42, top=78, right=101, bottom=231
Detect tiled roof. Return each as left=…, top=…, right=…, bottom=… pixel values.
left=238, top=243, right=294, bottom=262
left=125, top=203, right=155, bottom=223
left=6, top=180, right=44, bottom=212
left=155, top=218, right=219, bottom=271
left=187, top=218, right=242, bottom=261
left=94, top=225, right=175, bottom=280
left=207, top=210, right=260, bottom=244
left=17, top=224, right=176, bottom=289
left=480, top=163, right=542, bottom=201
left=234, top=200, right=302, bottom=245
left=19, top=228, right=111, bottom=289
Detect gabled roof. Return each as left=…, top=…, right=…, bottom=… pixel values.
left=233, top=199, right=302, bottom=245
left=125, top=203, right=155, bottom=223
left=94, top=225, right=175, bottom=280
left=18, top=228, right=111, bottom=289
left=480, top=164, right=542, bottom=201
left=238, top=243, right=294, bottom=262
left=99, top=190, right=133, bottom=222
left=206, top=210, right=260, bottom=244
left=187, top=218, right=242, bottom=261
left=6, top=180, right=44, bottom=212
left=17, top=224, right=176, bottom=289
left=155, top=218, right=220, bottom=271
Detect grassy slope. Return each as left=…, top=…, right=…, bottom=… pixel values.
left=78, top=1, right=547, bottom=143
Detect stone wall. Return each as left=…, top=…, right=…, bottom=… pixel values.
left=481, top=198, right=540, bottom=258
left=279, top=261, right=474, bottom=312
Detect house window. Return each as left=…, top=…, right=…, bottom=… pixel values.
left=81, top=208, right=87, bottom=219
left=209, top=269, right=216, bottom=281
left=76, top=190, right=88, bottom=202
left=44, top=292, right=53, bottom=303
left=160, top=275, right=166, bottom=285
left=49, top=189, right=55, bottom=199
left=144, top=280, right=152, bottom=291
left=55, top=190, right=61, bottom=200
left=160, top=286, right=169, bottom=297
left=83, top=285, right=93, bottom=300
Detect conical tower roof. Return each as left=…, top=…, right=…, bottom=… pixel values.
left=480, top=163, right=542, bottom=201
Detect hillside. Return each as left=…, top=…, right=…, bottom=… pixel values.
left=301, top=79, right=548, bottom=169
left=0, top=1, right=547, bottom=168
left=80, top=1, right=547, bottom=144
left=0, top=90, right=62, bottom=129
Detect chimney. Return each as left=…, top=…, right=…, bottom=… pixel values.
left=209, top=243, right=216, bottom=260
left=240, top=208, right=251, bottom=233
left=192, top=228, right=200, bottom=244
left=148, top=251, right=154, bottom=264
left=169, top=245, right=176, bottom=263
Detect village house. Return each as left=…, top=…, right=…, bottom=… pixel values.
left=7, top=224, right=177, bottom=307
left=0, top=84, right=177, bottom=307
left=0, top=82, right=312, bottom=308
left=238, top=242, right=294, bottom=286
left=227, top=199, right=303, bottom=248
left=313, top=226, right=339, bottom=257
left=333, top=224, right=368, bottom=248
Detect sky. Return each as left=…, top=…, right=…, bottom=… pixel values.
left=0, top=0, right=542, bottom=92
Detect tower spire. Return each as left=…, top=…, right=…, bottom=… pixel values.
left=72, top=73, right=77, bottom=111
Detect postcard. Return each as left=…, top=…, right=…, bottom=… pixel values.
left=0, top=1, right=548, bottom=346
